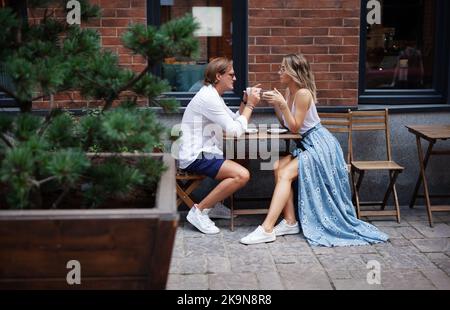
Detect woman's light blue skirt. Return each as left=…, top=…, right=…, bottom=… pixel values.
left=292, top=124, right=389, bottom=247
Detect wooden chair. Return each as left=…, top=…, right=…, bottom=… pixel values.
left=176, top=169, right=205, bottom=208
left=319, top=110, right=353, bottom=171
left=350, top=109, right=404, bottom=222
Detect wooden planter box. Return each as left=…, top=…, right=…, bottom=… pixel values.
left=0, top=153, right=177, bottom=289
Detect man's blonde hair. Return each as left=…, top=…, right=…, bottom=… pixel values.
left=204, top=57, right=233, bottom=86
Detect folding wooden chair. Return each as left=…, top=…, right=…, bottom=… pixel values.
left=350, top=109, right=404, bottom=222
left=319, top=110, right=353, bottom=171
left=176, top=169, right=205, bottom=208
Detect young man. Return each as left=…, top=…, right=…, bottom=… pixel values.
left=178, top=57, right=261, bottom=234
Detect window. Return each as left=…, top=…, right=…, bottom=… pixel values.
left=148, top=0, right=247, bottom=105
left=0, top=0, right=27, bottom=107
left=359, top=0, right=449, bottom=104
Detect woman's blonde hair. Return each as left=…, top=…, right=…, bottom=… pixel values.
left=282, top=54, right=317, bottom=103
left=204, top=57, right=232, bottom=86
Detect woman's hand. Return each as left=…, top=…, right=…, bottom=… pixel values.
left=262, top=88, right=287, bottom=110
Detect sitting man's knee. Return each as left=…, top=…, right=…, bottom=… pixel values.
left=237, top=168, right=250, bottom=185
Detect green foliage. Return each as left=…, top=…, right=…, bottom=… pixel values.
left=84, top=158, right=144, bottom=207
left=0, top=4, right=200, bottom=209
left=45, top=149, right=90, bottom=186
left=159, top=14, right=200, bottom=61
left=44, top=112, right=79, bottom=149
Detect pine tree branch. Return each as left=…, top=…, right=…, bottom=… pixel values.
left=31, top=176, right=58, bottom=187
left=0, top=133, right=13, bottom=148
left=102, top=65, right=150, bottom=112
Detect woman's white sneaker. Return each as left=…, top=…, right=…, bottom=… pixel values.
left=273, top=219, right=300, bottom=236
left=240, top=226, right=276, bottom=245
left=187, top=205, right=220, bottom=234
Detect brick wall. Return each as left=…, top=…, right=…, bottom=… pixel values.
left=29, top=0, right=148, bottom=109
left=248, top=0, right=360, bottom=106
left=28, top=0, right=361, bottom=108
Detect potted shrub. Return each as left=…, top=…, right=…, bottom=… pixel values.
left=0, top=1, right=199, bottom=289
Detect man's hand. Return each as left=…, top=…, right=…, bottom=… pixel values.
left=246, top=83, right=262, bottom=106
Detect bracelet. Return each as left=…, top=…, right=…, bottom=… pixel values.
left=246, top=104, right=255, bottom=110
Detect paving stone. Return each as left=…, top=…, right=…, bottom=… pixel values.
left=277, top=266, right=332, bottom=290
left=381, top=269, right=436, bottom=290
left=229, top=250, right=277, bottom=273
left=408, top=222, right=450, bottom=238
left=311, top=246, right=337, bottom=255
left=272, top=255, right=299, bottom=265
left=333, top=245, right=378, bottom=254
left=317, top=254, right=367, bottom=271
left=256, top=271, right=284, bottom=290
left=410, top=238, right=450, bottom=253
left=397, top=226, right=426, bottom=239
left=333, top=278, right=384, bottom=290
left=169, top=257, right=207, bottom=274
left=209, top=273, right=258, bottom=290
left=326, top=269, right=353, bottom=280
left=425, top=253, right=450, bottom=276
left=268, top=240, right=313, bottom=256
left=371, top=220, right=411, bottom=227
left=376, top=246, right=436, bottom=269
left=207, top=256, right=232, bottom=274
left=171, top=237, right=185, bottom=258
left=275, top=255, right=323, bottom=271
left=389, top=237, right=414, bottom=247
left=184, top=236, right=226, bottom=257
left=420, top=267, right=450, bottom=290
left=282, top=233, right=310, bottom=244
left=166, top=274, right=209, bottom=290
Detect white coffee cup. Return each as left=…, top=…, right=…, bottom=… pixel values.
left=246, top=87, right=262, bottom=95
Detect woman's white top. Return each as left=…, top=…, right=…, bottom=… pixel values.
left=177, top=85, right=248, bottom=169
left=282, top=91, right=320, bottom=134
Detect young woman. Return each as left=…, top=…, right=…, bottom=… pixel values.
left=178, top=57, right=261, bottom=234
left=240, top=54, right=389, bottom=246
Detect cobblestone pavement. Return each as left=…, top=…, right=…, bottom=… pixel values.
left=167, top=206, right=450, bottom=290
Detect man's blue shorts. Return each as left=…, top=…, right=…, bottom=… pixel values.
left=182, top=153, right=225, bottom=179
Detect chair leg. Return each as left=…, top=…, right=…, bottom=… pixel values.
left=230, top=193, right=235, bottom=231
left=351, top=169, right=362, bottom=219
left=381, top=170, right=400, bottom=209
left=392, top=183, right=401, bottom=223
left=176, top=182, right=196, bottom=208
left=380, top=170, right=401, bottom=223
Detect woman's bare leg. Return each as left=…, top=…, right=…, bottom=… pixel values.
left=273, top=156, right=297, bottom=225
left=196, top=160, right=249, bottom=210
left=262, top=157, right=299, bottom=232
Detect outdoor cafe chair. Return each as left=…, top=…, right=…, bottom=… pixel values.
left=350, top=109, right=404, bottom=222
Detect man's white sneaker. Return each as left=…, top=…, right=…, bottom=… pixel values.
left=240, top=226, right=276, bottom=245
left=207, top=202, right=233, bottom=219
left=187, top=205, right=220, bottom=234
left=273, top=219, right=300, bottom=236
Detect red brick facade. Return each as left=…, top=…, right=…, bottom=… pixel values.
left=30, top=0, right=361, bottom=108
left=248, top=0, right=360, bottom=106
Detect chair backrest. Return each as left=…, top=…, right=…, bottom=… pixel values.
left=350, top=109, right=392, bottom=161
left=319, top=110, right=352, bottom=165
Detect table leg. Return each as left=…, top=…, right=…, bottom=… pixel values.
left=409, top=139, right=434, bottom=209
left=414, top=136, right=434, bottom=227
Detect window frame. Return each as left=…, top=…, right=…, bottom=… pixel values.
left=147, top=0, right=247, bottom=106
left=0, top=1, right=28, bottom=107
left=358, top=0, right=450, bottom=105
